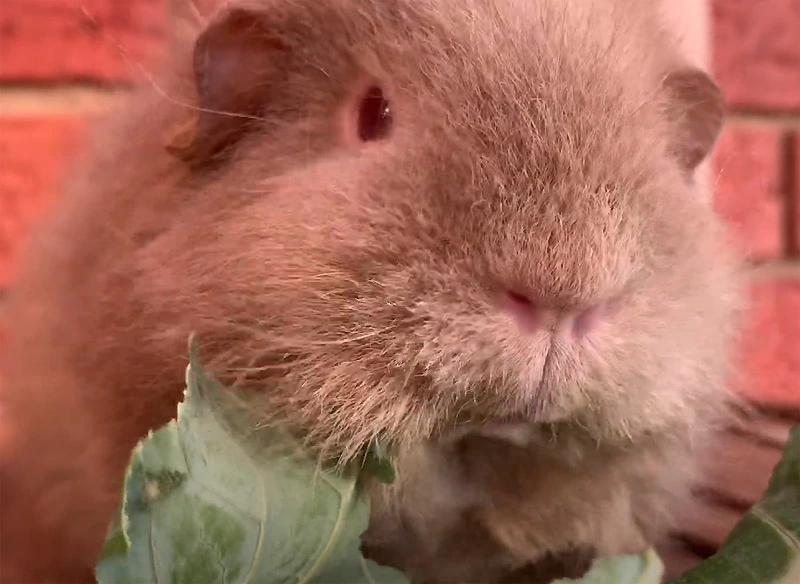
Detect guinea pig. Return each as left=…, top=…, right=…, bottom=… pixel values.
left=0, top=0, right=742, bottom=582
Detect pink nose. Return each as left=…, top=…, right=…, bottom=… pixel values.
left=501, top=290, right=606, bottom=337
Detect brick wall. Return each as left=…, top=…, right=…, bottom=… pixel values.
left=711, top=0, right=800, bottom=408
left=0, top=0, right=164, bottom=283
left=0, top=0, right=798, bottom=408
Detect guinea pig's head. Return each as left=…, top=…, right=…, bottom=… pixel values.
left=153, top=0, right=741, bottom=457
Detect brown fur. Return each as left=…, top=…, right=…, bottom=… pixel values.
left=0, top=1, right=742, bottom=582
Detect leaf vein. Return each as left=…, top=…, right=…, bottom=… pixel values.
left=751, top=504, right=800, bottom=553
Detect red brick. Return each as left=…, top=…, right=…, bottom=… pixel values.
left=0, top=0, right=165, bottom=82
left=712, top=127, right=783, bottom=259
left=0, top=117, right=85, bottom=287
left=712, top=0, right=800, bottom=110
left=736, top=278, right=800, bottom=407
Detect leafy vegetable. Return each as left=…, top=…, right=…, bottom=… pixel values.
left=667, top=424, right=800, bottom=584
left=95, top=339, right=409, bottom=584
left=95, top=336, right=799, bottom=584
left=552, top=549, right=663, bottom=584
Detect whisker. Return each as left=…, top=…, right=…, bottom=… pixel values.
left=79, top=5, right=267, bottom=124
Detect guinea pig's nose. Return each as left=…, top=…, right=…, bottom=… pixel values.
left=501, top=290, right=606, bottom=337
left=501, top=290, right=548, bottom=334
left=567, top=303, right=607, bottom=337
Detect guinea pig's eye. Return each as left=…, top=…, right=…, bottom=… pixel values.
left=357, top=86, right=392, bottom=142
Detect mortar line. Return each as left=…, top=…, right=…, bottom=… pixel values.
left=728, top=110, right=800, bottom=128
left=782, top=132, right=799, bottom=257
left=0, top=84, right=129, bottom=116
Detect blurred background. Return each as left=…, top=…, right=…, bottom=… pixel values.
left=0, top=0, right=798, bottom=578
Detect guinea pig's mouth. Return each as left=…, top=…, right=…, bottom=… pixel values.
left=442, top=407, right=571, bottom=446
left=440, top=417, right=535, bottom=447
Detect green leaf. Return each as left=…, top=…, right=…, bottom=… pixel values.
left=667, top=425, right=800, bottom=584
left=550, top=549, right=663, bottom=584
left=95, top=333, right=798, bottom=584
left=95, top=338, right=409, bottom=584
left=361, top=438, right=397, bottom=485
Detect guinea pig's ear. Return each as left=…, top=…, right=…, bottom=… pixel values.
left=168, top=7, right=287, bottom=169
left=662, top=68, right=725, bottom=172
